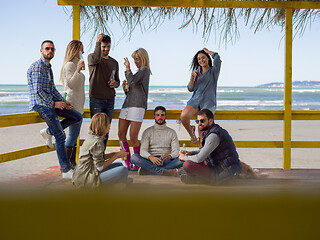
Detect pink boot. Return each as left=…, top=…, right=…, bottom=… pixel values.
left=131, top=145, right=141, bottom=171
left=122, top=141, right=131, bottom=170
left=133, top=145, right=140, bottom=155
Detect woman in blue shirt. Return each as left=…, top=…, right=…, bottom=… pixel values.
left=180, top=48, right=221, bottom=144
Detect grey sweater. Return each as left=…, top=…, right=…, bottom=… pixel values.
left=183, top=133, right=220, bottom=163
left=140, top=123, right=180, bottom=159
left=122, top=66, right=150, bottom=109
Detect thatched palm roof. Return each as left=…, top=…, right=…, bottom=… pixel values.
left=68, top=1, right=320, bottom=43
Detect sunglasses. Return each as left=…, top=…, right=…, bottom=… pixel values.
left=44, top=47, right=55, bottom=51
left=195, top=118, right=207, bottom=124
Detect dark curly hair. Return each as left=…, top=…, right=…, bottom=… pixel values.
left=102, top=35, right=111, bottom=43
left=154, top=106, right=166, bottom=115
left=190, top=50, right=212, bottom=72
left=198, top=108, right=214, bottom=120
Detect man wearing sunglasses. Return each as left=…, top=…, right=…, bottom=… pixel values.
left=131, top=106, right=183, bottom=176
left=27, top=40, right=82, bottom=179
left=179, top=108, right=242, bottom=184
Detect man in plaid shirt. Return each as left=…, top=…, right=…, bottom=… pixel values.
left=27, top=40, right=82, bottom=179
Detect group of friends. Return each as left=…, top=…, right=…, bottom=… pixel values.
left=27, top=33, right=243, bottom=189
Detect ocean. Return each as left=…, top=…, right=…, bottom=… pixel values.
left=0, top=84, right=320, bottom=115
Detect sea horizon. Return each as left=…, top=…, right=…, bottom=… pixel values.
left=1, top=84, right=320, bottom=115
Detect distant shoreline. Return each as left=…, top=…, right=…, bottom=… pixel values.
left=256, top=81, right=320, bottom=88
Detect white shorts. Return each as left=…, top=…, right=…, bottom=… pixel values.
left=119, top=107, right=145, bottom=122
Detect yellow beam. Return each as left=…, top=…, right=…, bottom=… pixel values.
left=292, top=141, right=320, bottom=148
left=0, top=145, right=56, bottom=164
left=73, top=4, right=81, bottom=40
left=4, top=140, right=320, bottom=163
left=0, top=112, right=44, bottom=128
left=2, top=110, right=320, bottom=128
left=234, top=141, right=283, bottom=148
left=85, top=109, right=287, bottom=120
left=214, top=110, right=284, bottom=120
left=57, top=0, right=320, bottom=9
left=292, top=111, right=320, bottom=120
left=65, top=109, right=320, bottom=121
left=283, top=8, right=293, bottom=170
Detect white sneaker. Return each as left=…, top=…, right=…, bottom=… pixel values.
left=62, top=169, right=74, bottom=179
left=40, top=128, right=53, bottom=148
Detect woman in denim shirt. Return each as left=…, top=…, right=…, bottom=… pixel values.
left=180, top=48, right=221, bottom=144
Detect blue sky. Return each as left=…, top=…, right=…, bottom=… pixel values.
left=0, top=0, right=319, bottom=86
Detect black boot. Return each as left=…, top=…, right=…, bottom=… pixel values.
left=66, top=146, right=76, bottom=169
left=69, top=146, right=77, bottom=169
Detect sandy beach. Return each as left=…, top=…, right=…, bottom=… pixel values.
left=0, top=120, right=319, bottom=182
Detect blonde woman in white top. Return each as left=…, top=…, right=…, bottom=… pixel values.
left=60, top=40, right=86, bottom=168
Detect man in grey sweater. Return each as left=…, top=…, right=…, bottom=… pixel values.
left=131, top=106, right=183, bottom=176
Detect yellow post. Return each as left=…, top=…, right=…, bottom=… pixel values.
left=73, top=4, right=81, bottom=162
left=73, top=5, right=80, bottom=40
left=283, top=8, right=293, bottom=170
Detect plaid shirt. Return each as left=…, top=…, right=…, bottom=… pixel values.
left=27, top=58, right=62, bottom=111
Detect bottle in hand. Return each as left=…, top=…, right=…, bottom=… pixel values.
left=123, top=80, right=129, bottom=93
left=79, top=51, right=85, bottom=70
left=119, top=141, right=127, bottom=161
left=181, top=143, right=186, bottom=153
left=62, top=92, right=67, bottom=102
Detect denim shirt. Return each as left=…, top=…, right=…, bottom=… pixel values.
left=27, top=58, right=62, bottom=111
left=187, top=52, right=221, bottom=113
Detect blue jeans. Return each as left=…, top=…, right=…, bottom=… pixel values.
left=34, top=105, right=82, bottom=172
left=99, top=162, right=128, bottom=184
left=90, top=97, right=115, bottom=146
left=131, top=154, right=183, bottom=175
left=65, top=113, right=83, bottom=147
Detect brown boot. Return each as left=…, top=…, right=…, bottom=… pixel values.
left=138, top=167, right=153, bottom=176
left=162, top=169, right=178, bottom=177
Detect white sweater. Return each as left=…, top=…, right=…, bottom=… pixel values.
left=63, top=58, right=85, bottom=114
left=140, top=123, right=180, bottom=159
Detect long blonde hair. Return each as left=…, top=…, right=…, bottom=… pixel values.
left=132, top=48, right=152, bottom=74
left=90, top=113, right=110, bottom=138
left=60, top=40, right=83, bottom=85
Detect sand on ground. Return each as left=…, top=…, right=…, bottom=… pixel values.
left=0, top=120, right=319, bottom=181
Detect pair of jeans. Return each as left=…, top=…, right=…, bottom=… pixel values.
left=65, top=113, right=83, bottom=147
left=131, top=154, right=183, bottom=175
left=90, top=97, right=115, bottom=146
left=99, top=162, right=128, bottom=184
left=34, top=105, right=82, bottom=172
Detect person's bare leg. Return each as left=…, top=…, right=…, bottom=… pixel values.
left=180, top=105, right=199, bottom=144
left=118, top=118, right=130, bottom=143
left=129, top=121, right=143, bottom=147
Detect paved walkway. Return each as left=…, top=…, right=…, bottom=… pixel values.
left=2, top=166, right=320, bottom=192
